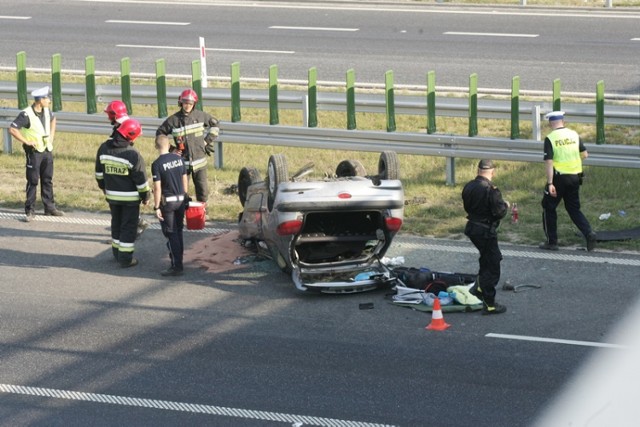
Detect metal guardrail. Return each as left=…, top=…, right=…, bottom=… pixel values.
left=1, top=82, right=639, bottom=135
left=2, top=109, right=639, bottom=186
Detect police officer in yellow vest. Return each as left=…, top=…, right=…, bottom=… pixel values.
left=540, top=111, right=596, bottom=252
left=9, top=86, right=64, bottom=222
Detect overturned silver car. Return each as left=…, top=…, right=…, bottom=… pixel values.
left=237, top=151, right=404, bottom=293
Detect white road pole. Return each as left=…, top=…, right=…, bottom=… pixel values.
left=199, top=37, right=208, bottom=88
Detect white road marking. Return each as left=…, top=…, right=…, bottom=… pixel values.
left=486, top=333, right=628, bottom=349
left=269, top=26, right=359, bottom=32
left=444, top=31, right=539, bottom=38
left=106, top=19, right=190, bottom=26
left=632, top=38, right=640, bottom=41
left=0, top=383, right=395, bottom=427
left=72, top=0, right=640, bottom=20
left=0, top=15, right=31, bottom=20
left=116, top=44, right=294, bottom=54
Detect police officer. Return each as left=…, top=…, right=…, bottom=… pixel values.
left=155, top=89, right=219, bottom=203
left=95, top=119, right=150, bottom=268
left=152, top=135, right=188, bottom=276
left=540, top=111, right=596, bottom=252
left=9, top=86, right=64, bottom=221
left=462, top=160, right=510, bottom=315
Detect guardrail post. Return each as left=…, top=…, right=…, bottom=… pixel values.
left=511, top=76, right=520, bottom=139
left=553, top=79, right=561, bottom=111
left=3, top=128, right=12, bottom=154
left=156, top=59, right=167, bottom=118
left=445, top=157, right=456, bottom=186
left=121, top=57, right=132, bottom=115
left=468, top=73, right=478, bottom=137
left=231, top=62, right=241, bottom=122
left=191, top=60, right=203, bottom=111
left=346, top=69, right=356, bottom=130
left=385, top=70, right=396, bottom=132
left=269, top=65, right=279, bottom=125
left=16, top=51, right=28, bottom=109
left=85, top=56, right=97, bottom=114
left=596, top=80, right=605, bottom=144
left=51, top=54, right=62, bottom=112
left=427, top=71, right=436, bottom=134
left=533, top=105, right=542, bottom=141
left=308, top=67, right=318, bottom=128
left=605, top=0, right=613, bottom=7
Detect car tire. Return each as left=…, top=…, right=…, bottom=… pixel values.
left=335, top=160, right=367, bottom=177
left=238, top=167, right=262, bottom=207
left=267, top=154, right=288, bottom=211
left=378, top=151, right=400, bottom=180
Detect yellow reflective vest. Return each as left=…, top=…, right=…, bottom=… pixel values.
left=548, top=127, right=582, bottom=174
left=21, top=106, right=53, bottom=153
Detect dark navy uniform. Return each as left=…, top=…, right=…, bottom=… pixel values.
left=462, top=174, right=508, bottom=308
left=95, top=133, right=150, bottom=266
left=152, top=152, right=187, bottom=273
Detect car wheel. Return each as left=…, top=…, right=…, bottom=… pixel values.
left=267, top=154, right=288, bottom=211
left=238, top=167, right=262, bottom=207
left=335, top=160, right=367, bottom=177
left=378, top=151, right=400, bottom=180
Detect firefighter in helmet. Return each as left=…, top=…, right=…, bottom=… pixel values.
left=155, top=89, right=219, bottom=203
left=95, top=118, right=150, bottom=268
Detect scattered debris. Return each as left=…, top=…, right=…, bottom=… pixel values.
left=502, top=280, right=542, bottom=293
left=599, top=212, right=611, bottom=221
left=359, top=303, right=374, bottom=310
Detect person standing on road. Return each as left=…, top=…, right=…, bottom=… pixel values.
left=539, top=111, right=596, bottom=252
left=95, top=119, right=150, bottom=268
left=152, top=135, right=189, bottom=277
left=155, top=89, right=219, bottom=203
left=104, top=100, right=150, bottom=237
left=462, top=159, right=510, bottom=315
left=9, top=86, right=64, bottom=222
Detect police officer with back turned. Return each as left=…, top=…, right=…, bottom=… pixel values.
left=539, top=111, right=596, bottom=252
left=152, top=135, right=188, bottom=277
left=10, top=86, right=64, bottom=221
left=462, top=159, right=510, bottom=315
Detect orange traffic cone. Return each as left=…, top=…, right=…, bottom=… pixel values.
left=426, top=298, right=450, bottom=331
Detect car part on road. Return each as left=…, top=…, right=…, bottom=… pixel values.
left=502, top=280, right=542, bottom=293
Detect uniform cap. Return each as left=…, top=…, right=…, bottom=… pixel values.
left=478, top=159, right=495, bottom=170
left=544, top=111, right=565, bottom=121
left=31, top=86, right=50, bottom=99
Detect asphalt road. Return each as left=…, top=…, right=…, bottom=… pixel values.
left=1, top=0, right=639, bottom=94
left=1, top=208, right=639, bottom=426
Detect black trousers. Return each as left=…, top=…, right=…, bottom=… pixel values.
left=109, top=203, right=140, bottom=266
left=25, top=150, right=55, bottom=214
left=465, top=222, right=502, bottom=304
left=190, top=167, right=208, bottom=203
left=542, top=174, right=592, bottom=245
left=160, top=201, right=185, bottom=269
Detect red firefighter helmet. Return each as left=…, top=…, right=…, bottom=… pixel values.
left=116, top=118, right=142, bottom=142
left=104, top=100, right=129, bottom=123
left=178, top=89, right=198, bottom=106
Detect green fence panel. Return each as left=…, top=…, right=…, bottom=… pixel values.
left=511, top=76, right=520, bottom=140
left=468, top=73, right=478, bottom=137
left=120, top=57, right=132, bottom=115
left=385, top=70, right=396, bottom=133
left=346, top=69, right=356, bottom=130
left=308, top=67, right=318, bottom=128
left=427, top=71, right=436, bottom=134
left=231, top=62, right=241, bottom=122
left=85, top=56, right=97, bottom=114
left=269, top=65, right=279, bottom=125
left=16, top=51, right=27, bottom=109
left=51, top=54, right=62, bottom=112
left=155, top=59, right=167, bottom=118
left=553, top=79, right=561, bottom=112
left=191, top=60, right=203, bottom=111
left=596, top=80, right=605, bottom=145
